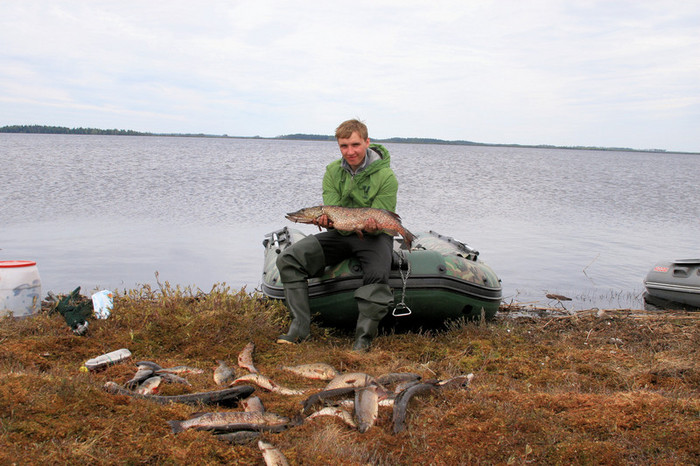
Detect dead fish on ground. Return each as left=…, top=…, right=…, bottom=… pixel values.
left=215, top=430, right=261, bottom=445
left=135, top=376, right=162, bottom=395
left=157, top=372, right=191, bottom=386
left=393, top=379, right=422, bottom=394
left=280, top=363, right=339, bottom=381
left=392, top=381, right=439, bottom=434
left=258, top=440, right=290, bottom=466
left=134, top=360, right=162, bottom=371
left=306, top=407, right=357, bottom=429
left=301, top=386, right=357, bottom=416
left=168, top=411, right=289, bottom=434
left=324, top=372, right=375, bottom=390
left=286, top=205, right=416, bottom=249
left=337, top=397, right=395, bottom=409
left=157, top=365, right=204, bottom=375
left=242, top=396, right=265, bottom=413
left=375, top=372, right=422, bottom=387
left=238, top=342, right=258, bottom=373
left=125, top=366, right=154, bottom=390
left=103, top=381, right=255, bottom=407
left=231, top=373, right=306, bottom=396
left=354, top=384, right=380, bottom=433
left=214, top=360, right=236, bottom=386
left=437, top=374, right=474, bottom=390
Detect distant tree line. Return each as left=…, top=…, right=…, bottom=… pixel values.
left=276, top=134, right=481, bottom=145
left=1, top=125, right=676, bottom=153
left=0, top=125, right=149, bottom=136
left=277, top=133, right=336, bottom=141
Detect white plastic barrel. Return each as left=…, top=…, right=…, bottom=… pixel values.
left=0, top=260, right=42, bottom=317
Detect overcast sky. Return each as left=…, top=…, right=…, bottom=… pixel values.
left=2, top=0, right=699, bottom=152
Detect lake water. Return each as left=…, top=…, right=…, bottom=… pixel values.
left=2, top=133, right=698, bottom=310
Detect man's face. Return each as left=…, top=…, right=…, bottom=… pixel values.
left=338, top=131, right=370, bottom=171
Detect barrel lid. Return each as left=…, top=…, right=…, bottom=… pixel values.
left=0, top=260, right=37, bottom=268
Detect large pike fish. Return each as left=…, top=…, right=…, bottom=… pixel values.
left=286, top=205, right=416, bottom=249
left=103, top=381, right=255, bottom=407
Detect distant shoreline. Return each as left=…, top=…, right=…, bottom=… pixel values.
left=1, top=124, right=694, bottom=155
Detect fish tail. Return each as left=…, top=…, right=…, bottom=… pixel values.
left=392, top=420, right=406, bottom=434
left=168, top=420, right=184, bottom=434
left=401, top=228, right=416, bottom=250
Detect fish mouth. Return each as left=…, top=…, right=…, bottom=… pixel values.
left=285, top=213, right=309, bottom=223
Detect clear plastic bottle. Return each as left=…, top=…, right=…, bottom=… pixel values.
left=84, top=348, right=132, bottom=371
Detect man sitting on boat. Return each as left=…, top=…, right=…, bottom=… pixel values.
left=276, top=119, right=398, bottom=351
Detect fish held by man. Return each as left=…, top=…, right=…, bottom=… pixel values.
left=286, top=205, right=416, bottom=249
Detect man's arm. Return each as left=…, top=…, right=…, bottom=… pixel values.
left=317, top=169, right=339, bottom=229
left=370, top=171, right=398, bottom=212
left=322, top=169, right=342, bottom=206
left=365, top=171, right=398, bottom=232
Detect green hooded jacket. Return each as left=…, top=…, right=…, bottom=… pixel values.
left=322, top=143, right=398, bottom=212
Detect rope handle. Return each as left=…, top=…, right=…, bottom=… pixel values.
left=392, top=252, right=412, bottom=317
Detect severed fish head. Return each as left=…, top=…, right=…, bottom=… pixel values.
left=438, top=373, right=474, bottom=390
left=285, top=206, right=324, bottom=224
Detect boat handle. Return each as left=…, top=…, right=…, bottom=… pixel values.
left=392, top=303, right=412, bottom=317
left=271, top=232, right=281, bottom=253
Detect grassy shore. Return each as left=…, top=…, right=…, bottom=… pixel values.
left=1, top=284, right=698, bottom=465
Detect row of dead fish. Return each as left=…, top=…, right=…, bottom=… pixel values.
left=114, top=341, right=258, bottom=395
left=104, top=341, right=473, bottom=466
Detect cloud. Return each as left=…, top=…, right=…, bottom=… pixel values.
left=1, top=0, right=698, bottom=151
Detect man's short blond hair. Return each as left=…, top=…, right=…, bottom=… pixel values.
left=335, top=119, right=368, bottom=140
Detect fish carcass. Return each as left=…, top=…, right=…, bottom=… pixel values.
left=168, top=411, right=289, bottom=434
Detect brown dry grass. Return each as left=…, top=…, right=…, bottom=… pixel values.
left=1, top=284, right=699, bottom=465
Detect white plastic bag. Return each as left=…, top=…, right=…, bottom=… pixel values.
left=91, top=290, right=114, bottom=319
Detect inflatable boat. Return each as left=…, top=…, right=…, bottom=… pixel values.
left=261, top=227, right=502, bottom=328
left=643, top=259, right=700, bottom=310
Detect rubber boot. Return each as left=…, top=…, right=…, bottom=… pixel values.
left=275, top=235, right=325, bottom=344
left=276, top=281, right=312, bottom=344
left=352, top=283, right=393, bottom=351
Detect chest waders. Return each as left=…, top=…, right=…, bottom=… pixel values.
left=275, top=235, right=326, bottom=344
left=275, top=234, right=394, bottom=350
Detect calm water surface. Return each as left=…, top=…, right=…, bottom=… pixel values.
left=2, top=134, right=698, bottom=310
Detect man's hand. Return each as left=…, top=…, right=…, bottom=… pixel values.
left=312, top=214, right=334, bottom=230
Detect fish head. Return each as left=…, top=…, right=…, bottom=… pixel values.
left=439, top=374, right=473, bottom=390
left=285, top=206, right=324, bottom=224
